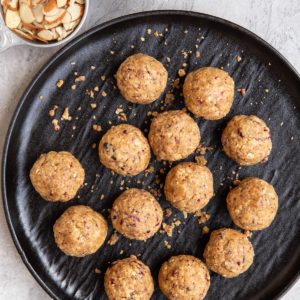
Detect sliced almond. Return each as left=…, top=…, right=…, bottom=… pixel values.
left=56, top=0, right=67, bottom=8
left=55, top=25, right=63, bottom=36
left=61, top=10, right=71, bottom=23
left=37, top=29, right=53, bottom=40
left=45, top=8, right=66, bottom=24
left=22, top=22, right=40, bottom=30
left=7, top=0, right=18, bottom=11
left=32, top=4, right=44, bottom=23
left=32, top=21, right=44, bottom=28
left=43, top=20, right=61, bottom=29
left=67, top=3, right=81, bottom=21
left=5, top=9, right=21, bottom=29
left=13, top=28, right=35, bottom=40
left=19, top=3, right=35, bottom=24
left=42, top=0, right=57, bottom=13
left=51, top=28, right=58, bottom=39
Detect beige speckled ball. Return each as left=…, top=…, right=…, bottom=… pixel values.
left=104, top=256, right=154, bottom=300
left=116, top=53, right=168, bottom=104
left=158, top=255, right=210, bottom=300
left=204, top=228, right=254, bottom=278
left=183, top=67, right=234, bottom=120
left=227, top=177, right=278, bottom=230
left=53, top=205, right=108, bottom=257
left=221, top=115, right=272, bottom=165
left=164, top=162, right=214, bottom=213
left=148, top=110, right=200, bottom=161
left=30, top=151, right=85, bottom=202
left=111, top=188, right=163, bottom=240
left=99, top=124, right=151, bottom=176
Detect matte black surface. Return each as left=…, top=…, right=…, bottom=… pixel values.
left=2, top=11, right=300, bottom=300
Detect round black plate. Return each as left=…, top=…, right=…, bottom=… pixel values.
left=2, top=10, right=300, bottom=300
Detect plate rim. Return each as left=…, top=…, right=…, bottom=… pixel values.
left=2, top=9, right=300, bottom=300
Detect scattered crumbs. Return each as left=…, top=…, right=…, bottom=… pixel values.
left=74, top=72, right=78, bottom=76
left=178, top=69, right=186, bottom=77
left=49, top=105, right=58, bottom=117
left=56, top=79, right=64, bottom=88
left=244, top=230, right=252, bottom=238
left=197, top=145, right=213, bottom=155
left=110, top=50, right=115, bottom=55
left=195, top=155, right=207, bottom=166
left=91, top=143, right=97, bottom=149
left=94, top=86, right=99, bottom=92
left=101, top=75, right=106, bottom=81
left=91, top=66, right=96, bottom=70
left=163, top=240, right=171, bottom=249
left=100, top=194, right=105, bottom=200
left=162, top=223, right=175, bottom=237
left=202, top=226, right=210, bottom=234
left=182, top=211, right=188, bottom=219
left=130, top=45, right=135, bottom=49
left=165, top=208, right=172, bottom=218
left=108, top=232, right=119, bottom=246
left=280, top=122, right=284, bottom=126
left=52, top=119, right=60, bottom=131
left=181, top=50, right=188, bottom=59
left=164, top=92, right=175, bottom=105
left=195, top=211, right=211, bottom=224
left=90, top=103, right=97, bottom=109
left=233, top=179, right=241, bottom=186
left=149, top=188, right=161, bottom=198
left=145, top=165, right=155, bottom=177
left=70, top=61, right=76, bottom=65
left=146, top=28, right=152, bottom=35
left=195, top=51, right=201, bottom=58
left=238, top=88, right=246, bottom=96
left=72, top=125, right=76, bottom=130
left=92, top=124, right=102, bottom=132
left=61, top=108, right=72, bottom=121
left=236, top=55, right=242, bottom=62
left=140, top=37, right=145, bottom=42
left=86, top=89, right=95, bottom=98
left=71, top=84, right=77, bottom=90
left=115, top=107, right=128, bottom=121
left=291, top=136, right=294, bottom=141
left=268, top=62, right=272, bottom=66
left=77, top=106, right=82, bottom=111
left=102, top=91, right=107, bottom=97
left=159, top=168, right=165, bottom=174
left=184, top=30, right=188, bottom=34
left=39, top=95, right=44, bottom=100
left=265, top=89, right=269, bottom=93
left=94, top=268, right=101, bottom=274
left=173, top=78, right=180, bottom=89
left=166, top=57, right=171, bottom=63
left=120, top=249, right=124, bottom=255
left=75, top=75, right=86, bottom=82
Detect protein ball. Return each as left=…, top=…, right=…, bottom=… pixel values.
left=158, top=255, right=210, bottom=300
left=30, top=151, right=85, bottom=202
left=148, top=110, right=200, bottom=161
left=104, top=255, right=154, bottom=300
left=204, top=228, right=254, bottom=278
left=227, top=177, right=278, bottom=230
left=99, top=124, right=151, bottom=176
left=164, top=162, right=214, bottom=213
left=111, top=188, right=163, bottom=240
left=53, top=205, right=108, bottom=257
left=183, top=67, right=234, bottom=120
left=116, top=53, right=168, bottom=104
left=221, top=115, right=272, bottom=165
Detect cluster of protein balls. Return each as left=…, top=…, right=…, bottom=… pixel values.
left=29, top=53, right=278, bottom=300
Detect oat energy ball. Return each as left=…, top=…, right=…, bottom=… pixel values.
left=148, top=110, right=200, bottom=161
left=111, top=188, right=163, bottom=240
left=227, top=177, right=278, bottom=230
left=99, top=124, right=151, bottom=176
left=159, top=255, right=210, bottom=300
left=164, top=162, right=213, bottom=213
left=116, top=53, right=168, bottom=104
left=221, top=115, right=272, bottom=165
left=30, top=151, right=85, bottom=202
left=183, top=67, right=234, bottom=120
left=104, top=256, right=154, bottom=300
left=53, top=205, right=108, bottom=257
left=204, top=228, right=254, bottom=278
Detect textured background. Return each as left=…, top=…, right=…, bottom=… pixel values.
left=0, top=0, right=299, bottom=299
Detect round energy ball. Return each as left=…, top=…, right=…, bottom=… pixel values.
left=148, top=110, right=200, bottom=161
left=99, top=124, right=151, bottom=176
left=203, top=228, right=254, bottom=278
left=104, top=255, right=154, bottom=300
left=164, top=162, right=214, bottom=213
left=30, top=151, right=85, bottom=202
left=227, top=177, right=278, bottom=230
left=183, top=67, right=234, bottom=120
left=158, top=255, right=210, bottom=300
left=116, top=53, right=168, bottom=104
left=221, top=115, right=272, bottom=165
left=53, top=205, right=108, bottom=257
left=111, top=188, right=163, bottom=240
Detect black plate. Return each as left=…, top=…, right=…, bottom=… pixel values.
left=2, top=10, right=300, bottom=300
